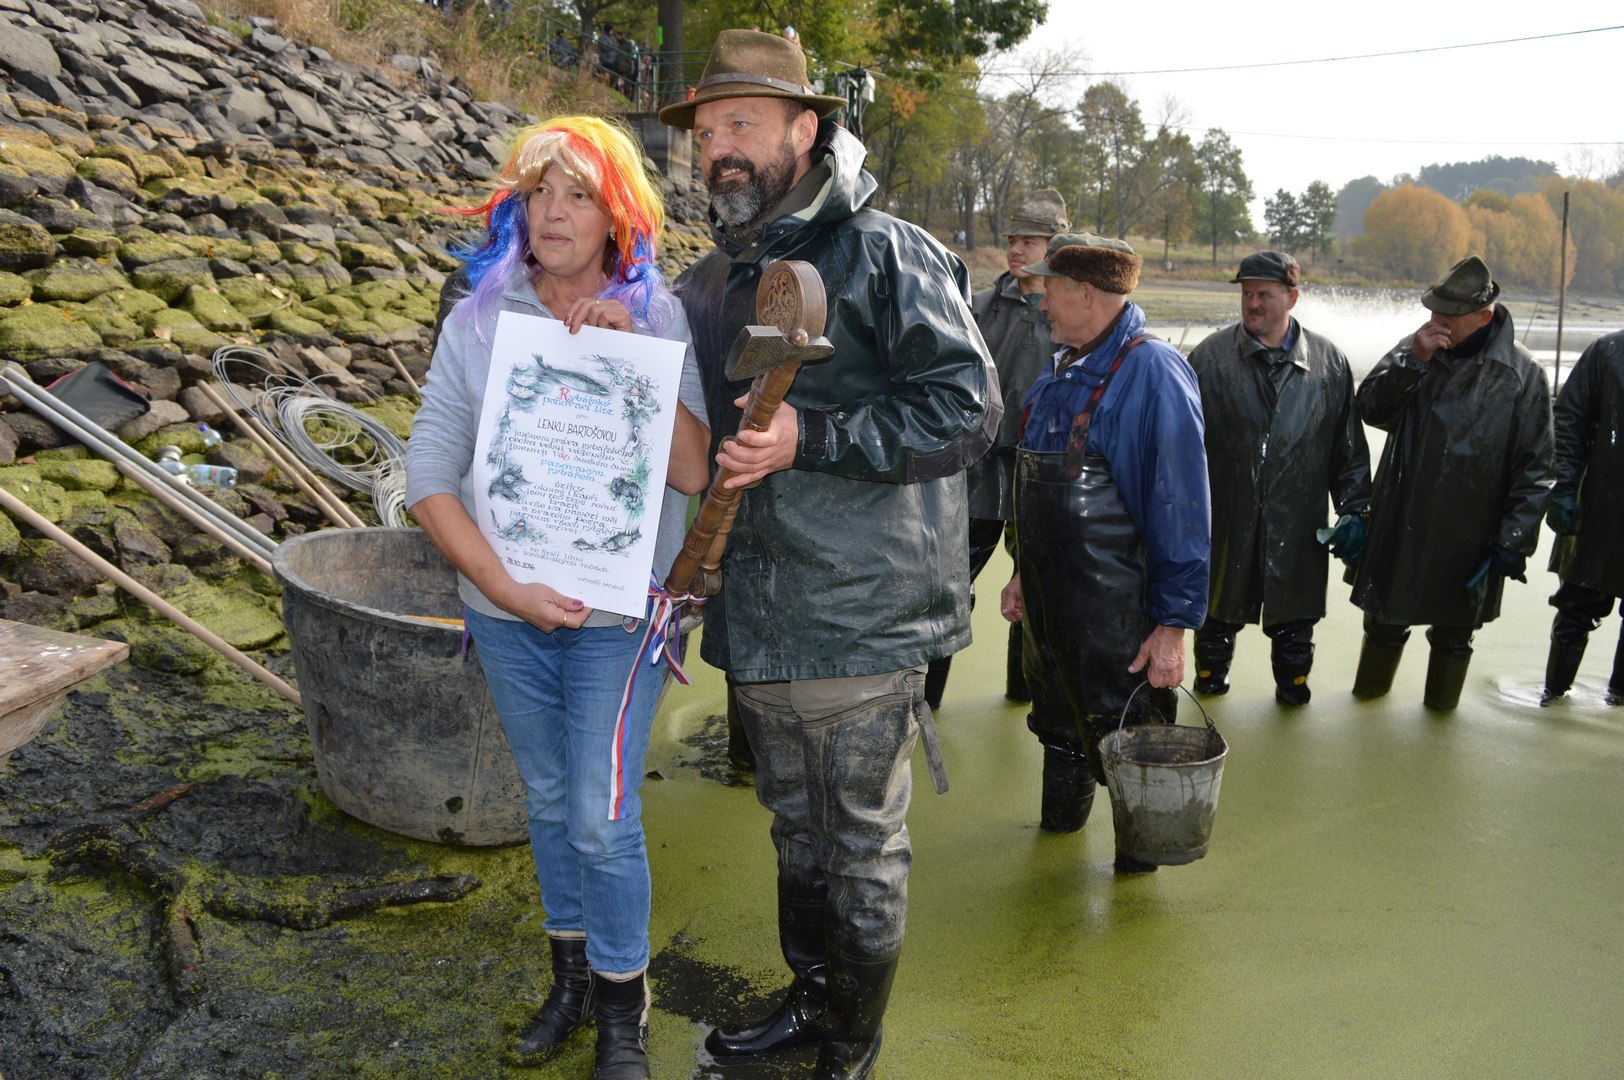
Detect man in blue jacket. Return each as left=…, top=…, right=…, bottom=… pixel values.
left=1000, top=233, right=1210, bottom=862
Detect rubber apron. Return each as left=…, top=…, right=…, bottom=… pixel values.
left=1015, top=335, right=1175, bottom=781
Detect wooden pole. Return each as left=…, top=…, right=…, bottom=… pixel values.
left=385, top=348, right=421, bottom=396
left=1555, top=190, right=1570, bottom=384
left=0, top=487, right=301, bottom=706
left=198, top=383, right=364, bottom=529
left=114, top=462, right=276, bottom=576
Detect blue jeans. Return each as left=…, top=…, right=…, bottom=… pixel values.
left=465, top=606, right=662, bottom=975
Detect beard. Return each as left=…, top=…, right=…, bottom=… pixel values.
left=707, top=137, right=799, bottom=228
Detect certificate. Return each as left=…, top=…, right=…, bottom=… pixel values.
left=472, top=310, right=684, bottom=618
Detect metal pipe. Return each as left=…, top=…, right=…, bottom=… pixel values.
left=0, top=485, right=301, bottom=706
left=1, top=364, right=277, bottom=557
left=114, top=462, right=276, bottom=577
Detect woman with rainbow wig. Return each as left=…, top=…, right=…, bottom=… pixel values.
left=405, top=116, right=709, bottom=1080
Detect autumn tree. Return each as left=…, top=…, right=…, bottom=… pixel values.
left=1358, top=183, right=1472, bottom=282
left=1465, top=191, right=1568, bottom=290
left=1544, top=177, right=1624, bottom=293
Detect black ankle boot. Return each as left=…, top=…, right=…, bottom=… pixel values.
left=705, top=877, right=829, bottom=1057
left=1540, top=634, right=1589, bottom=706
left=510, top=934, right=593, bottom=1064
left=1039, top=745, right=1096, bottom=833
left=1423, top=650, right=1471, bottom=711
left=815, top=947, right=897, bottom=1080
left=1005, top=623, right=1031, bottom=703
left=591, top=971, right=649, bottom=1080
left=1352, top=636, right=1405, bottom=699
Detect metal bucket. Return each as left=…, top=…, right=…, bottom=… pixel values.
left=1098, top=685, right=1227, bottom=865
left=273, top=527, right=526, bottom=846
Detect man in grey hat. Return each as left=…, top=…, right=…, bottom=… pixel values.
left=1187, top=251, right=1371, bottom=705
left=665, top=27, right=999, bottom=1080
left=1350, top=255, right=1553, bottom=709
left=925, top=188, right=1069, bottom=710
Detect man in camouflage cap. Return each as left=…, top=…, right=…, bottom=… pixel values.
left=925, top=188, right=1069, bottom=710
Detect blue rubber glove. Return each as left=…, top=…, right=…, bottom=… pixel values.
left=1547, top=488, right=1580, bottom=536
left=1315, top=513, right=1367, bottom=563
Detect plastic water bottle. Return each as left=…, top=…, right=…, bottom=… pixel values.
left=198, top=423, right=223, bottom=447
left=155, top=446, right=238, bottom=489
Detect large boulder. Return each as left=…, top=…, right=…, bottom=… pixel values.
left=0, top=209, right=57, bottom=271
left=130, top=257, right=216, bottom=303
left=0, top=302, right=102, bottom=360
left=26, top=259, right=134, bottom=302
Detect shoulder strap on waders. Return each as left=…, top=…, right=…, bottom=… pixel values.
left=1063, top=333, right=1155, bottom=477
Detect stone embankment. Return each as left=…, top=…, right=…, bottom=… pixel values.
left=0, top=0, right=704, bottom=668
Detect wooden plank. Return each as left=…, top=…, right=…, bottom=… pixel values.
left=1, top=618, right=129, bottom=763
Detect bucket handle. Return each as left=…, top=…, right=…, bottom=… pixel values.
left=1116, top=680, right=1216, bottom=735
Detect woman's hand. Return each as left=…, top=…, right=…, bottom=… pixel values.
left=561, top=296, right=633, bottom=334
left=497, top=579, right=592, bottom=632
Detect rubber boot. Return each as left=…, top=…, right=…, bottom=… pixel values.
left=705, top=876, right=829, bottom=1057
left=1272, top=639, right=1314, bottom=707
left=725, top=677, right=754, bottom=773
left=1005, top=623, right=1031, bottom=703
left=1423, top=649, right=1472, bottom=711
left=1540, top=633, right=1588, bottom=706
left=923, top=655, right=950, bottom=711
left=1039, top=745, right=1096, bottom=833
left=815, top=947, right=897, bottom=1080
left=510, top=934, right=593, bottom=1064
left=1193, top=625, right=1234, bottom=696
left=591, top=971, right=649, bottom=1080
left=1608, top=627, right=1624, bottom=706
left=1352, top=636, right=1405, bottom=699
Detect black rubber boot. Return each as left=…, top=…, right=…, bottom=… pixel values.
left=815, top=947, right=897, bottom=1080
left=591, top=971, right=649, bottom=1080
left=1352, top=636, right=1406, bottom=699
left=1608, top=627, right=1624, bottom=706
left=1039, top=745, right=1096, bottom=833
left=704, top=875, right=829, bottom=1057
left=725, top=677, right=754, bottom=773
left=1540, top=633, right=1588, bottom=706
left=1423, top=649, right=1472, bottom=711
left=923, top=656, right=950, bottom=711
left=1272, top=638, right=1314, bottom=707
left=1193, top=625, right=1235, bottom=696
left=1005, top=623, right=1030, bottom=703
left=510, top=934, right=593, bottom=1064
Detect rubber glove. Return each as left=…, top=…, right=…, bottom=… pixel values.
left=1464, top=545, right=1528, bottom=606
left=1315, top=513, right=1367, bottom=563
left=1547, top=488, right=1580, bottom=536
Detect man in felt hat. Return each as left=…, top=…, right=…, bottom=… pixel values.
left=1540, top=328, right=1624, bottom=707
left=1187, top=251, right=1371, bottom=705
left=923, top=189, right=1069, bottom=711
left=998, top=233, right=1209, bottom=862
left=664, top=28, right=999, bottom=1080
left=1350, top=255, right=1553, bottom=709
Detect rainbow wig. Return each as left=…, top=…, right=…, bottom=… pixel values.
left=446, top=115, right=668, bottom=334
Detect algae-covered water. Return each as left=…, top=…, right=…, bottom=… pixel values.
left=4, top=529, right=1623, bottom=1078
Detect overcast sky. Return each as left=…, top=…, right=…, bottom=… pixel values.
left=993, top=4, right=1622, bottom=214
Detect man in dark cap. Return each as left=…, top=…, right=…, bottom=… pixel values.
left=1539, top=329, right=1624, bottom=706
left=1351, top=255, right=1553, bottom=709
left=926, top=188, right=1069, bottom=709
left=1187, top=251, right=1371, bottom=705
left=664, top=28, right=999, bottom=1080
left=999, top=232, right=1209, bottom=861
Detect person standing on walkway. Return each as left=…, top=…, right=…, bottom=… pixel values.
left=1540, top=329, right=1624, bottom=706
left=664, top=29, right=999, bottom=1080
left=999, top=233, right=1209, bottom=858
left=925, top=188, right=1068, bottom=710
left=1350, top=255, right=1553, bottom=710
left=1187, top=251, right=1371, bottom=705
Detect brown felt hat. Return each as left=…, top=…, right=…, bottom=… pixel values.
left=1422, top=255, right=1500, bottom=315
left=658, top=29, right=847, bottom=129
left=1024, top=232, right=1142, bottom=294
left=1006, top=189, right=1069, bottom=238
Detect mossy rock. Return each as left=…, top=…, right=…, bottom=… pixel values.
left=332, top=315, right=385, bottom=343
left=391, top=295, right=437, bottom=326
left=74, top=157, right=139, bottom=196
left=57, top=228, right=121, bottom=258
left=67, top=589, right=120, bottom=624
left=0, top=211, right=56, bottom=272
left=350, top=279, right=415, bottom=311
left=0, top=302, right=102, bottom=360
left=118, top=235, right=197, bottom=266
left=336, top=186, right=382, bottom=217
left=131, top=153, right=176, bottom=184
left=0, top=143, right=76, bottom=183
left=360, top=395, right=417, bottom=441
left=248, top=238, right=282, bottom=264
left=159, top=578, right=286, bottom=649
left=0, top=270, right=30, bottom=305
left=68, top=303, right=143, bottom=347
left=369, top=310, right=424, bottom=338
left=26, top=260, right=133, bottom=302
left=215, top=276, right=290, bottom=322
left=265, top=307, right=329, bottom=337
left=257, top=182, right=302, bottom=206
left=0, top=509, right=21, bottom=558
left=85, top=287, right=169, bottom=318
left=177, top=235, right=254, bottom=263
left=139, top=308, right=229, bottom=353
left=0, top=472, right=72, bottom=521
left=177, top=285, right=252, bottom=333
left=278, top=241, right=323, bottom=266
left=258, top=263, right=296, bottom=291
left=129, top=624, right=217, bottom=675
left=38, top=457, right=120, bottom=493
left=284, top=262, right=334, bottom=301
left=363, top=185, right=412, bottom=216
left=130, top=258, right=217, bottom=304
left=337, top=242, right=402, bottom=271
left=305, top=294, right=366, bottom=320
